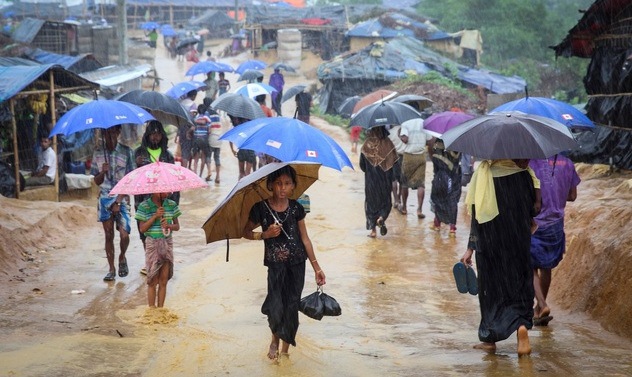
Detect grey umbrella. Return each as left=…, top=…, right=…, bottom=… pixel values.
left=114, top=89, right=193, bottom=128
left=391, top=94, right=434, bottom=111
left=441, top=111, right=578, bottom=159
left=271, top=62, right=296, bottom=72
left=281, top=84, right=307, bottom=103
left=337, top=95, right=361, bottom=118
left=350, top=101, right=421, bottom=129
left=210, top=92, right=265, bottom=120
left=237, top=69, right=264, bottom=82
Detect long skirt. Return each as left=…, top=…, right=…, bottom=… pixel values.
left=261, top=262, right=306, bottom=346
left=471, top=171, right=535, bottom=343
left=145, top=237, right=174, bottom=285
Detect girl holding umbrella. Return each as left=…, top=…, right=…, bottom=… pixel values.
left=243, top=165, right=327, bottom=360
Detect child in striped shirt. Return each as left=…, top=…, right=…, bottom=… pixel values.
left=135, top=192, right=182, bottom=308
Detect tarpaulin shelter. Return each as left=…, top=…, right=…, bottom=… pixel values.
left=553, top=0, right=632, bottom=169
left=317, top=37, right=525, bottom=116
left=346, top=12, right=450, bottom=49
left=0, top=63, right=98, bottom=200
left=188, top=9, right=235, bottom=37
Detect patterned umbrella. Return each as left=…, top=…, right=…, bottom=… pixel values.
left=109, top=161, right=208, bottom=195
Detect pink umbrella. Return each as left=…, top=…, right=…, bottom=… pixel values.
left=423, top=111, right=476, bottom=138
left=109, top=161, right=207, bottom=196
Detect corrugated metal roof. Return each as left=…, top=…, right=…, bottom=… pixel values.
left=0, top=64, right=98, bottom=103
left=79, top=64, right=152, bottom=88
left=11, top=17, right=45, bottom=43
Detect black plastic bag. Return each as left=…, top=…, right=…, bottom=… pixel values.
left=299, top=289, right=324, bottom=320
left=299, top=286, right=341, bottom=320
left=320, top=291, right=341, bottom=317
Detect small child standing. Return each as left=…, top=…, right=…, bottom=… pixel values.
left=135, top=192, right=181, bottom=308
left=350, top=125, right=362, bottom=154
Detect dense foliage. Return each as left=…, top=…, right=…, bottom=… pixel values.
left=418, top=0, right=594, bottom=100
left=329, top=0, right=595, bottom=101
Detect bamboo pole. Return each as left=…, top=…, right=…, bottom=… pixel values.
left=49, top=70, right=59, bottom=202
left=10, top=99, right=20, bottom=198
left=17, top=86, right=94, bottom=96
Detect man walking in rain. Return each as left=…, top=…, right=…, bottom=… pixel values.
left=269, top=68, right=284, bottom=116
left=91, top=126, right=135, bottom=282
left=529, top=154, right=580, bottom=325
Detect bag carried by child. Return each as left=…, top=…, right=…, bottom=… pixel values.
left=299, top=285, right=341, bottom=320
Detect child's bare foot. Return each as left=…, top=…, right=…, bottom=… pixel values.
left=368, top=230, right=377, bottom=238
left=473, top=342, right=496, bottom=352
left=517, top=325, right=531, bottom=356
left=268, top=337, right=279, bottom=359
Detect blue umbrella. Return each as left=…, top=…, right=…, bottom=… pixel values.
left=219, top=117, right=353, bottom=171
left=216, top=62, right=235, bottom=72
left=49, top=100, right=155, bottom=137
left=490, top=97, right=595, bottom=131
left=234, top=83, right=277, bottom=98
left=160, top=24, right=176, bottom=36
left=186, top=60, right=233, bottom=76
left=165, top=80, right=207, bottom=99
left=235, top=59, right=267, bottom=74
left=140, top=21, right=160, bottom=30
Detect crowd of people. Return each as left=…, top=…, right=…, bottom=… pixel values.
left=353, top=105, right=581, bottom=357
left=78, top=43, right=581, bottom=360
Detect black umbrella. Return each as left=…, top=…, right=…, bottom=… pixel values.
left=114, top=90, right=194, bottom=128
left=391, top=94, right=434, bottom=111
left=441, top=112, right=578, bottom=159
left=337, top=95, right=361, bottom=118
left=281, top=84, right=307, bottom=103
left=350, top=101, right=421, bottom=129
left=176, top=37, right=199, bottom=50
left=237, top=69, right=264, bottom=82
left=211, top=93, right=266, bottom=120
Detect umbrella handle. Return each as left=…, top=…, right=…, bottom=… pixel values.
left=162, top=227, right=171, bottom=236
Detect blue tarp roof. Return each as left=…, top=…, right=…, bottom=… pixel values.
left=25, top=49, right=102, bottom=73
left=0, top=64, right=98, bottom=103
left=346, top=13, right=450, bottom=41
left=28, top=49, right=85, bottom=69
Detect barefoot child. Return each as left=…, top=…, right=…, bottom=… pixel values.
left=243, top=165, right=327, bottom=359
left=135, top=192, right=181, bottom=308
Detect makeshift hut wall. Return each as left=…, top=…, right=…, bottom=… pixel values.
left=31, top=23, right=68, bottom=55
left=77, top=26, right=118, bottom=66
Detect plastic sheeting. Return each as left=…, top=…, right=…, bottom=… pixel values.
left=0, top=64, right=97, bottom=103
left=317, top=37, right=525, bottom=115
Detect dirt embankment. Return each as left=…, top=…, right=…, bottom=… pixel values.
left=552, top=163, right=632, bottom=339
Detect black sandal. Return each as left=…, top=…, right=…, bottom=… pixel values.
left=103, top=271, right=116, bottom=281
left=118, top=259, right=129, bottom=277
left=377, top=218, right=387, bottom=236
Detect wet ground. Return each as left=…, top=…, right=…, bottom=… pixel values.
left=0, top=39, right=631, bottom=377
